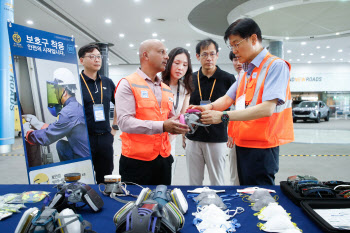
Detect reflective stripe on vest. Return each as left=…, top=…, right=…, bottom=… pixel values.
left=118, top=72, right=173, bottom=161
left=234, top=53, right=294, bottom=148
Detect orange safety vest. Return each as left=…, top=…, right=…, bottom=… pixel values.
left=117, top=72, right=173, bottom=161
left=232, top=52, right=294, bottom=148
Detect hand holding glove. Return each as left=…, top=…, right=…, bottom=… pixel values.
left=22, top=114, right=45, bottom=130
left=22, top=122, right=33, bottom=136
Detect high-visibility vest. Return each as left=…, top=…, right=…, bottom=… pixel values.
left=117, top=72, right=173, bottom=161
left=232, top=52, right=294, bottom=148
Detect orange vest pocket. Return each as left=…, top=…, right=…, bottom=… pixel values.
left=238, top=119, right=270, bottom=142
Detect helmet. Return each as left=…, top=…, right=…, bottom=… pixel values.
left=53, top=68, right=77, bottom=94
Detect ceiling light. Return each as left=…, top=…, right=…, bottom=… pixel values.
left=188, top=51, right=191, bottom=54
left=285, top=37, right=289, bottom=40
left=321, top=56, right=325, bottom=59
left=309, top=53, right=313, bottom=56
left=75, top=45, right=78, bottom=48
left=336, top=32, right=340, bottom=35
left=326, top=46, right=330, bottom=49
left=297, top=59, right=300, bottom=61
left=166, top=48, right=168, bottom=51
left=289, top=59, right=292, bottom=61
left=26, top=20, right=33, bottom=25
left=119, top=33, right=125, bottom=38
left=129, top=44, right=134, bottom=47
left=186, top=43, right=190, bottom=47
left=134, top=0, right=141, bottom=2
left=340, top=58, right=343, bottom=61
left=105, top=19, right=111, bottom=24
left=301, top=53, right=305, bottom=56
left=307, top=61, right=312, bottom=64
left=332, top=58, right=336, bottom=61
left=161, top=39, right=165, bottom=42
left=219, top=47, right=222, bottom=50
left=152, top=33, right=157, bottom=37
left=109, top=63, right=112, bottom=66
left=316, top=46, right=320, bottom=49
left=338, top=49, right=343, bottom=52
left=137, top=52, right=139, bottom=55
left=301, top=42, right=306, bottom=45
left=84, top=0, right=92, bottom=2
left=269, top=6, right=274, bottom=10
left=144, top=18, right=151, bottom=23
left=287, top=50, right=291, bottom=53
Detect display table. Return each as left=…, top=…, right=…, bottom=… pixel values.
left=0, top=184, right=323, bottom=232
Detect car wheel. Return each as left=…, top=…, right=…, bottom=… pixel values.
left=325, top=112, right=330, bottom=121
left=315, top=113, right=321, bottom=123
left=293, top=118, right=297, bottom=123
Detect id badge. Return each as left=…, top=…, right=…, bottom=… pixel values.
left=93, top=104, right=106, bottom=122
left=236, top=95, right=246, bottom=110
left=200, top=100, right=211, bottom=106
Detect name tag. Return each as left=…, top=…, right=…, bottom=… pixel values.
left=200, top=100, right=211, bottom=106
left=252, top=72, right=257, bottom=79
left=93, top=104, right=106, bottom=122
left=141, top=90, right=149, bottom=98
left=236, top=95, right=246, bottom=110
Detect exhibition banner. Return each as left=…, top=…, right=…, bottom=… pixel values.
left=7, top=22, right=95, bottom=184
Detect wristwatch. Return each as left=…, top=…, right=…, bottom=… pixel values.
left=112, top=125, right=119, bottom=130
left=221, top=111, right=229, bottom=123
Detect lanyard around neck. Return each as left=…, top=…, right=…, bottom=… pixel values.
left=174, top=80, right=180, bottom=110
left=81, top=73, right=103, bottom=104
left=197, top=69, right=216, bottom=101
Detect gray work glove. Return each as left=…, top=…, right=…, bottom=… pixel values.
left=23, top=114, right=45, bottom=130
left=22, top=122, right=33, bottom=136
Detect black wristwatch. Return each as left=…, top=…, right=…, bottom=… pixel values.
left=221, top=111, right=229, bottom=123
left=112, top=125, right=119, bottom=130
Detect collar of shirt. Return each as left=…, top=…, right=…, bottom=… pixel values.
left=137, top=68, right=162, bottom=85
left=243, top=48, right=268, bottom=76
left=63, top=96, right=76, bottom=107
left=199, top=65, right=220, bottom=79
left=81, top=70, right=101, bottom=82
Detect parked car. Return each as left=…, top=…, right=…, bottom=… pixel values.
left=292, top=101, right=330, bottom=123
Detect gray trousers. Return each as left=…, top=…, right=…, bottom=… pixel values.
left=185, top=140, right=226, bottom=185
left=228, top=144, right=240, bottom=185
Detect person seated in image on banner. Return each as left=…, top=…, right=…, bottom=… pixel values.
left=189, top=18, right=294, bottom=185
left=115, top=39, right=189, bottom=185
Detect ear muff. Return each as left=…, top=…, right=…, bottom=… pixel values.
left=170, top=188, right=188, bottom=214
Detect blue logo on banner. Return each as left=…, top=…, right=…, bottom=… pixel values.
left=67, top=44, right=74, bottom=54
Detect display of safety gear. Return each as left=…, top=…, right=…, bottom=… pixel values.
left=179, top=109, right=210, bottom=134
left=255, top=203, right=290, bottom=221
left=135, top=185, right=188, bottom=214
left=252, top=195, right=276, bottom=211
left=48, top=180, right=104, bottom=213
left=237, top=187, right=276, bottom=194
left=22, top=114, right=45, bottom=130
left=47, top=68, right=77, bottom=117
left=114, top=199, right=184, bottom=233
left=15, top=207, right=96, bottom=233
left=257, top=215, right=301, bottom=232
left=117, top=73, right=173, bottom=161
left=192, top=191, right=227, bottom=210
left=187, top=187, right=225, bottom=193
left=231, top=52, right=294, bottom=148
left=249, top=188, right=272, bottom=203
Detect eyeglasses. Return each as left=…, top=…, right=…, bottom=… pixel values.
left=200, top=52, right=217, bottom=59
left=84, top=54, right=102, bottom=60
left=227, top=38, right=246, bottom=50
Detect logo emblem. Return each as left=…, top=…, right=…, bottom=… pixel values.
left=12, top=32, right=21, bottom=43
left=141, top=90, right=149, bottom=98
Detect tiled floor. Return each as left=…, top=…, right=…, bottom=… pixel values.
left=1, top=119, right=349, bottom=185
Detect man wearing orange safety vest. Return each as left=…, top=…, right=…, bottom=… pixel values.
left=115, top=39, right=189, bottom=185
left=190, top=18, right=294, bottom=185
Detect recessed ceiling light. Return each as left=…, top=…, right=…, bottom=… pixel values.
left=285, top=37, right=289, bottom=40
left=75, top=45, right=78, bottom=48
left=137, top=52, right=139, bottom=55
left=301, top=42, right=306, bottom=45
left=105, top=19, right=111, bottom=24
left=166, top=48, right=168, bottom=51
left=287, top=50, right=291, bottom=53
left=26, top=20, right=33, bottom=25
left=326, top=46, right=330, bottom=49
left=338, top=49, right=343, bottom=52
left=144, top=18, right=151, bottom=23
left=297, top=59, right=300, bottom=61
left=84, top=0, right=92, bottom=2
left=188, top=51, right=191, bottom=54
left=336, top=32, right=340, bottom=35
left=316, top=46, right=320, bottom=49
left=321, top=56, right=325, bottom=59
left=307, top=61, right=312, bottom=64
left=332, top=58, right=336, bottom=61
left=219, top=47, right=222, bottom=50
left=129, top=44, right=134, bottom=47
left=289, top=59, right=292, bottom=61
left=109, top=63, right=112, bottom=66
left=340, top=58, right=343, bottom=61
left=152, top=33, right=157, bottom=37
left=309, top=53, right=313, bottom=56
left=134, top=0, right=141, bottom=2
left=269, top=6, right=274, bottom=10
left=119, top=33, right=125, bottom=38
left=301, top=53, right=305, bottom=56
left=186, top=43, right=190, bottom=47
left=161, top=39, right=165, bottom=42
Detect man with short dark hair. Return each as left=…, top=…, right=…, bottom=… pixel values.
left=78, top=44, right=117, bottom=184
left=192, top=18, right=294, bottom=185
left=185, top=39, right=235, bottom=185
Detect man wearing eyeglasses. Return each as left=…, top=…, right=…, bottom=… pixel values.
left=185, top=39, right=235, bottom=186
left=190, top=18, right=294, bottom=185
left=79, top=44, right=118, bottom=184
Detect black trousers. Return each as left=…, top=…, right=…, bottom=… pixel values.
left=119, top=154, right=173, bottom=185
left=236, top=145, right=279, bottom=185
left=89, top=133, right=114, bottom=184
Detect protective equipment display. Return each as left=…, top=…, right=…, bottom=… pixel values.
left=257, top=215, right=301, bottom=232
left=187, top=187, right=225, bottom=194
left=15, top=206, right=95, bottom=233
left=48, top=180, right=104, bottom=212
left=237, top=187, right=276, bottom=194
left=136, top=185, right=188, bottom=214
left=114, top=199, right=185, bottom=233
left=179, top=109, right=210, bottom=134
left=255, top=203, right=290, bottom=221
left=251, top=194, right=276, bottom=211
left=192, top=190, right=227, bottom=210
